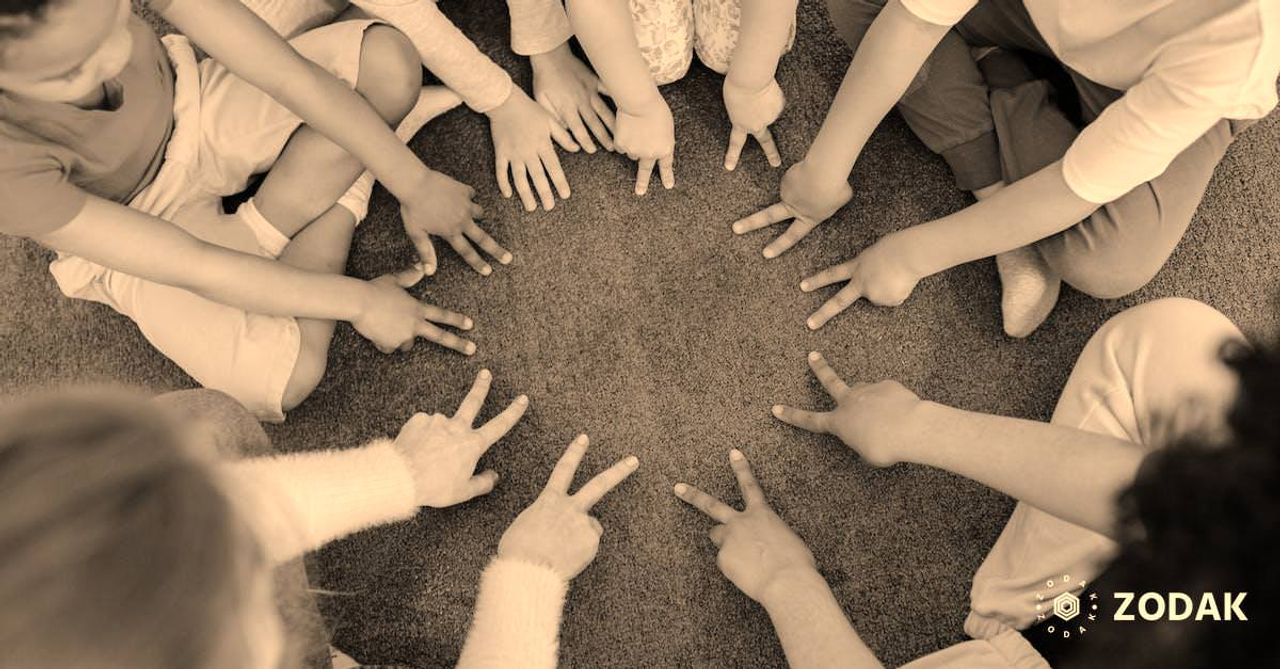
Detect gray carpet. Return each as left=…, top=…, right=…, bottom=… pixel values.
left=3, top=2, right=1280, bottom=667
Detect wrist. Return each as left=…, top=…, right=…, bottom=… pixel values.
left=530, top=41, right=574, bottom=69
left=619, top=87, right=667, bottom=117
left=759, top=566, right=828, bottom=610
left=893, top=400, right=950, bottom=466
left=886, top=226, right=945, bottom=280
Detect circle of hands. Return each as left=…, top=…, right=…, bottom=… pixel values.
left=356, top=50, right=915, bottom=359
left=396, top=349, right=924, bottom=590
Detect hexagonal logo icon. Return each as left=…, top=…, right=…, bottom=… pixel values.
left=1053, top=592, right=1081, bottom=622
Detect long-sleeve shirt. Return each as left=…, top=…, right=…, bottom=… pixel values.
left=902, top=0, right=1280, bottom=204
left=217, top=440, right=567, bottom=668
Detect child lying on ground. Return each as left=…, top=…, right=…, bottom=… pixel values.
left=0, top=0, right=510, bottom=421
left=565, top=0, right=799, bottom=195
left=736, top=0, right=1278, bottom=336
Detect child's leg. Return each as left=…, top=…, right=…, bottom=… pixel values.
left=964, top=298, right=1244, bottom=640
left=691, top=0, right=795, bottom=75
left=825, top=0, right=1003, bottom=192
left=629, top=0, right=696, bottom=85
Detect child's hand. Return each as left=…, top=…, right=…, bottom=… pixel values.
left=799, top=233, right=922, bottom=328
left=393, top=370, right=530, bottom=507
left=733, top=159, right=852, bottom=258
left=498, top=435, right=639, bottom=580
left=722, top=78, right=784, bottom=171
left=488, top=87, right=580, bottom=212
left=613, top=97, right=675, bottom=196
left=401, top=171, right=511, bottom=276
left=531, top=43, right=616, bottom=154
left=674, top=449, right=818, bottom=604
left=771, top=352, right=923, bottom=467
left=354, top=267, right=477, bottom=355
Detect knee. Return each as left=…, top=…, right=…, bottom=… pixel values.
left=1057, top=255, right=1162, bottom=299
left=356, top=24, right=421, bottom=124
left=281, top=346, right=329, bottom=413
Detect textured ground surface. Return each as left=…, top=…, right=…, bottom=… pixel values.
left=3, top=2, right=1280, bottom=667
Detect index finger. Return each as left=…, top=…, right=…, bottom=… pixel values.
left=754, top=127, right=782, bottom=167
left=546, top=434, right=590, bottom=494
left=724, top=126, right=748, bottom=171
left=673, top=482, right=736, bottom=523
left=474, top=394, right=530, bottom=448
left=728, top=449, right=766, bottom=507
left=807, top=283, right=863, bottom=330
left=635, top=159, right=656, bottom=196
left=658, top=155, right=674, bottom=190
left=807, top=351, right=851, bottom=399
left=572, top=455, right=640, bottom=510
left=453, top=368, right=492, bottom=425
left=733, top=203, right=792, bottom=235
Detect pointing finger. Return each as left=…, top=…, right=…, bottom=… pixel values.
left=732, top=203, right=792, bottom=235
left=807, top=351, right=851, bottom=399
left=725, top=126, right=748, bottom=171
left=546, top=434, right=589, bottom=494
left=635, top=158, right=656, bottom=196
left=453, top=368, right=491, bottom=424
left=755, top=127, right=782, bottom=167
left=770, top=404, right=830, bottom=434
left=673, top=482, right=736, bottom=523
left=474, top=394, right=530, bottom=449
left=658, top=155, right=675, bottom=190
left=807, top=283, right=863, bottom=330
left=762, top=217, right=818, bottom=259
left=728, top=449, right=766, bottom=507
left=419, top=303, right=472, bottom=330
left=573, top=455, right=640, bottom=510
left=415, top=320, right=476, bottom=356
left=801, top=261, right=856, bottom=292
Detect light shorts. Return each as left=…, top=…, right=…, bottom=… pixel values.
left=631, top=0, right=796, bottom=85
left=49, top=19, right=382, bottom=422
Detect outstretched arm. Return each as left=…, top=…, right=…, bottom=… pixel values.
left=773, top=352, right=1146, bottom=538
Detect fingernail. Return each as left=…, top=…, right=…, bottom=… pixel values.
left=729, top=449, right=744, bottom=461
left=807, top=318, right=820, bottom=330
left=464, top=342, right=477, bottom=355
left=725, top=162, right=735, bottom=171
left=545, top=202, right=555, bottom=211
left=516, top=394, right=529, bottom=404
left=425, top=264, right=437, bottom=276
left=732, top=223, right=743, bottom=234
left=491, top=471, right=501, bottom=481
left=808, top=351, right=820, bottom=361
left=576, top=433, right=589, bottom=445
left=772, top=405, right=784, bottom=416
left=800, top=280, right=811, bottom=291
left=763, top=248, right=776, bottom=259
left=501, top=252, right=513, bottom=264
left=479, top=368, right=491, bottom=379
left=463, top=318, right=474, bottom=329
left=481, top=265, right=492, bottom=276
left=625, top=456, right=639, bottom=467
left=673, top=483, right=687, bottom=495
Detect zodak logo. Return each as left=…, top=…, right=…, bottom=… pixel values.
left=1034, top=574, right=1099, bottom=640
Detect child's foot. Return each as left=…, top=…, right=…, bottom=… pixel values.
left=997, top=245, right=1061, bottom=338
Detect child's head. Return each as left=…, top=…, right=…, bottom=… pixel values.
left=1069, top=335, right=1280, bottom=667
left=0, top=0, right=134, bottom=102
left=0, top=389, right=281, bottom=668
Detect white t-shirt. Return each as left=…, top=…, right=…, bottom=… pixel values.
left=900, top=0, right=1280, bottom=204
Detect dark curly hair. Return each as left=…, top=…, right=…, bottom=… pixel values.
left=1066, top=335, right=1280, bottom=667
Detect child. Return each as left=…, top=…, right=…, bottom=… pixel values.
left=0, top=0, right=510, bottom=421
left=244, top=0, right=608, bottom=213
left=735, top=0, right=1279, bottom=336
left=0, top=373, right=639, bottom=668
left=765, top=297, right=1262, bottom=666
left=565, top=0, right=799, bottom=195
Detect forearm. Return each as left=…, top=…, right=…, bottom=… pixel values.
left=804, top=0, right=948, bottom=179
left=219, top=440, right=419, bottom=563
left=725, top=0, right=798, bottom=91
left=761, top=569, right=883, bottom=669
left=352, top=0, right=515, bottom=112
left=897, top=160, right=1099, bottom=277
left=901, top=402, right=1146, bottom=537
left=566, top=0, right=661, bottom=113
left=458, top=558, right=568, bottom=669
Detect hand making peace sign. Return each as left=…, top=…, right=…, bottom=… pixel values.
left=674, top=449, right=818, bottom=603
left=498, top=434, right=641, bottom=580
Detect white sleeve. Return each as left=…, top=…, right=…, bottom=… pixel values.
left=456, top=558, right=569, bottom=669
left=898, top=0, right=977, bottom=26
left=508, top=0, right=573, bottom=56
left=900, top=629, right=1050, bottom=669
left=1061, top=76, right=1224, bottom=204
left=218, top=439, right=419, bottom=564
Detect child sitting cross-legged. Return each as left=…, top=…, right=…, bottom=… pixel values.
left=0, top=0, right=511, bottom=421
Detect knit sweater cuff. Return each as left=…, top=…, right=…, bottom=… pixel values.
left=219, top=439, right=418, bottom=564
left=457, top=557, right=569, bottom=669
left=508, top=0, right=574, bottom=56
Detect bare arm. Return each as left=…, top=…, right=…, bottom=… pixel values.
left=725, top=0, right=798, bottom=92
left=762, top=569, right=884, bottom=669
left=565, top=0, right=660, bottom=114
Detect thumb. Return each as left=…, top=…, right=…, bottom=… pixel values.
left=413, top=235, right=438, bottom=277
left=392, top=264, right=426, bottom=288
left=463, top=470, right=500, bottom=501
